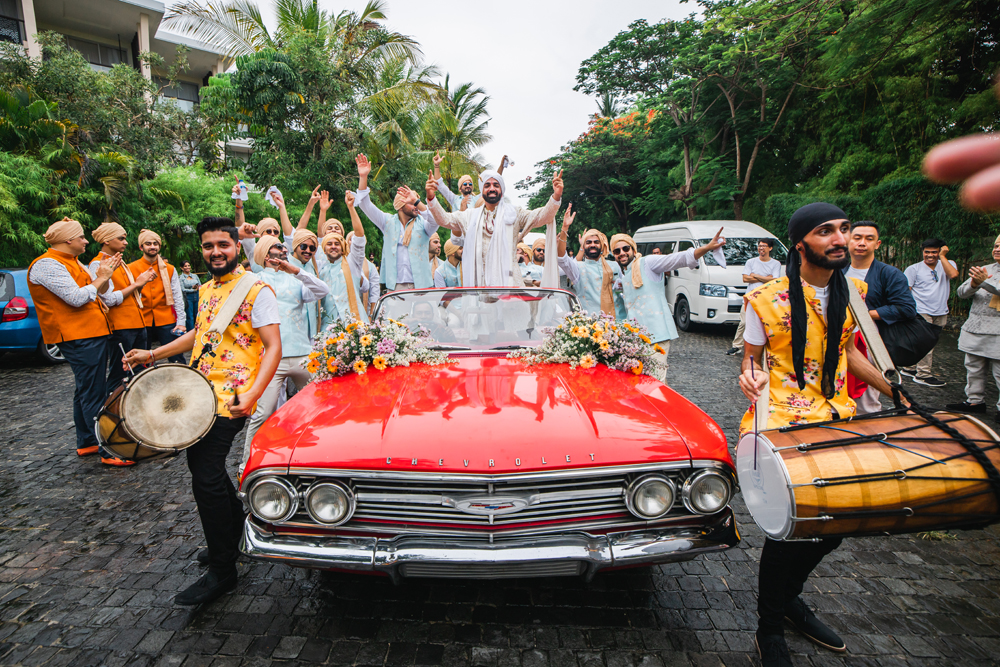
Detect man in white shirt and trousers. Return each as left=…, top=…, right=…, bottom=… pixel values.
left=902, top=238, right=959, bottom=387
left=727, top=238, right=782, bottom=356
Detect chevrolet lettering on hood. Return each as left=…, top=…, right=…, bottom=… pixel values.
left=240, top=287, right=739, bottom=582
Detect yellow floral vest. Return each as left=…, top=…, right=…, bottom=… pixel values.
left=191, top=266, right=272, bottom=418
left=739, top=276, right=868, bottom=436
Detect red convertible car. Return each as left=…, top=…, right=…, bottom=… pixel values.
left=239, top=288, right=739, bottom=582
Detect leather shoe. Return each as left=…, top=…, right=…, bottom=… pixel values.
left=174, top=569, right=237, bottom=606
left=196, top=548, right=210, bottom=566
left=945, top=401, right=986, bottom=414
left=755, top=632, right=793, bottom=667
left=76, top=446, right=99, bottom=456
left=785, top=597, right=845, bottom=652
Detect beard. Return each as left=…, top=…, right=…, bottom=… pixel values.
left=482, top=190, right=502, bottom=204
left=207, top=255, right=239, bottom=277
left=801, top=240, right=850, bottom=270
left=584, top=246, right=602, bottom=260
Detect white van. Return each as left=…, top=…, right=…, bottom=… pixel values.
left=632, top=220, right=787, bottom=331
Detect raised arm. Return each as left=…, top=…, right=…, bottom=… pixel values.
left=693, top=227, right=725, bottom=261
left=270, top=188, right=293, bottom=236
left=232, top=178, right=245, bottom=228
left=317, top=189, right=331, bottom=235
left=356, top=153, right=371, bottom=192
left=345, top=190, right=364, bottom=238
left=938, top=246, right=960, bottom=280
left=425, top=171, right=466, bottom=235
left=518, top=170, right=564, bottom=234
left=297, top=185, right=321, bottom=230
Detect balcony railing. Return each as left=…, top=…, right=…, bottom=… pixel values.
left=0, top=14, right=25, bottom=46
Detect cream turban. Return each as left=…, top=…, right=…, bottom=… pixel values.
left=92, top=222, right=126, bottom=245
left=517, top=243, right=532, bottom=261
left=137, top=229, right=161, bottom=246
left=292, top=228, right=318, bottom=250
left=445, top=239, right=461, bottom=257
left=319, top=218, right=344, bottom=238
left=393, top=192, right=408, bottom=211
left=610, top=233, right=643, bottom=288
left=323, top=231, right=363, bottom=320
left=531, top=238, right=546, bottom=252
left=322, top=231, right=345, bottom=256
left=478, top=170, right=505, bottom=197
left=256, top=218, right=280, bottom=236
left=253, top=234, right=280, bottom=268
left=43, top=218, right=85, bottom=245
left=430, top=232, right=441, bottom=245
left=581, top=229, right=609, bottom=255
left=582, top=229, right=616, bottom=316
left=458, top=175, right=473, bottom=188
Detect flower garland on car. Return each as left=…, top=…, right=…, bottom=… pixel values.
left=303, top=317, right=451, bottom=381
left=507, top=311, right=664, bottom=376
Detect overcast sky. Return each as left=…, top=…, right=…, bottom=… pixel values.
left=194, top=0, right=695, bottom=204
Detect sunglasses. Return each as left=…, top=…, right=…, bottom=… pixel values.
left=612, top=247, right=630, bottom=255
left=298, top=243, right=317, bottom=252
left=930, top=268, right=938, bottom=283
left=262, top=229, right=280, bottom=236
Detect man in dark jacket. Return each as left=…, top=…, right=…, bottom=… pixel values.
left=843, top=221, right=918, bottom=412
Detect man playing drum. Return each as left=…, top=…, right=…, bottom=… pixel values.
left=124, top=217, right=282, bottom=606
left=737, top=203, right=895, bottom=666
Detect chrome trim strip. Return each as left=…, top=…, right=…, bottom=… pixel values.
left=286, top=461, right=699, bottom=483
left=240, top=508, right=738, bottom=580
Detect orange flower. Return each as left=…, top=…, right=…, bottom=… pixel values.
left=353, top=359, right=367, bottom=374
left=653, top=344, right=665, bottom=355
left=631, top=361, right=643, bottom=375
left=639, top=334, right=651, bottom=344
left=306, top=359, right=320, bottom=373
left=373, top=355, right=387, bottom=371
left=326, top=358, right=338, bottom=373
left=579, top=354, right=596, bottom=369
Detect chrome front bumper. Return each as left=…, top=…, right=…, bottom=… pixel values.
left=241, top=508, right=738, bottom=582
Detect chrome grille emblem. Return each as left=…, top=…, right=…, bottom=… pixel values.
left=452, top=496, right=530, bottom=516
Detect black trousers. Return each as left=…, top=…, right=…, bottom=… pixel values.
left=144, top=324, right=186, bottom=364
left=106, top=327, right=146, bottom=393
left=186, top=417, right=247, bottom=576
left=59, top=336, right=109, bottom=451
left=757, top=537, right=842, bottom=635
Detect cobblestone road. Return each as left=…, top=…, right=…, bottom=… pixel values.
left=1, top=326, right=999, bottom=667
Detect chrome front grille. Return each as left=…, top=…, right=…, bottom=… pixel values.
left=399, top=560, right=586, bottom=579
left=276, top=467, right=699, bottom=534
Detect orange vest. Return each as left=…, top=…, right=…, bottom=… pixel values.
left=95, top=252, right=146, bottom=331
left=28, top=249, right=112, bottom=344
left=129, top=256, right=176, bottom=327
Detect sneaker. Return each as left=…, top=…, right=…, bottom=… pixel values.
left=725, top=347, right=741, bottom=356
left=785, top=597, right=846, bottom=652
left=945, top=401, right=987, bottom=414
left=755, top=632, right=793, bottom=667
left=914, top=376, right=946, bottom=388
left=76, top=446, right=100, bottom=457
left=898, top=367, right=917, bottom=378
left=100, top=457, right=136, bottom=467
left=196, top=548, right=210, bottom=566
left=174, top=569, right=237, bottom=606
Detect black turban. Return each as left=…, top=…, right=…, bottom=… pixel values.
left=785, top=203, right=850, bottom=399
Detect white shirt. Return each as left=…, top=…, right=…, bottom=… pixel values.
left=744, top=257, right=782, bottom=282
left=844, top=265, right=869, bottom=283
left=355, top=188, right=438, bottom=283
left=249, top=287, right=281, bottom=328
left=904, top=259, right=955, bottom=316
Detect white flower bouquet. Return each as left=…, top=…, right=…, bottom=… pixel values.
left=304, top=317, right=451, bottom=380
left=507, top=311, right=663, bottom=376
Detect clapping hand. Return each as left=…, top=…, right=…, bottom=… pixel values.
left=96, top=253, right=121, bottom=279
left=136, top=267, right=157, bottom=286
left=971, top=265, right=992, bottom=287
left=552, top=169, right=564, bottom=201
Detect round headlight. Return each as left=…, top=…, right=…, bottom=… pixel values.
left=682, top=470, right=732, bottom=515
left=626, top=475, right=675, bottom=519
left=249, top=477, right=297, bottom=523
left=305, top=482, right=355, bottom=526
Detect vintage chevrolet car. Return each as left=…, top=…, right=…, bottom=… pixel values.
left=239, top=287, right=739, bottom=581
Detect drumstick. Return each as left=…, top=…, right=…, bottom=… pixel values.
left=120, top=343, right=135, bottom=378
left=750, top=355, right=758, bottom=470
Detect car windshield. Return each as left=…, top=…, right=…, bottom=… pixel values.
left=700, top=237, right=787, bottom=266
left=374, top=288, right=579, bottom=350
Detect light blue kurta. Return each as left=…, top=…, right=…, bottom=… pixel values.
left=435, top=260, right=462, bottom=287
left=290, top=256, right=321, bottom=339
left=562, top=257, right=627, bottom=320
left=319, top=238, right=370, bottom=327
left=619, top=250, right=698, bottom=344
left=256, top=268, right=319, bottom=357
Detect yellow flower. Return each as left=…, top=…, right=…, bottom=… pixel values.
left=306, top=360, right=320, bottom=373
left=326, top=358, right=338, bottom=373
left=622, top=323, right=636, bottom=332
left=653, top=344, right=665, bottom=354
left=590, top=331, right=603, bottom=343
left=631, top=361, right=643, bottom=375
left=579, top=354, right=596, bottom=369
left=570, top=326, right=588, bottom=338
left=639, top=334, right=651, bottom=344
left=373, top=355, right=387, bottom=371
left=353, top=359, right=367, bottom=374
left=346, top=322, right=358, bottom=333
left=308, top=351, right=320, bottom=361
left=360, top=334, right=373, bottom=347
left=599, top=340, right=610, bottom=351
left=593, top=322, right=605, bottom=332
left=609, top=324, right=618, bottom=332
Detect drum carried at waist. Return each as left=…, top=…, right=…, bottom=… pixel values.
left=736, top=411, right=1000, bottom=540
left=97, top=363, right=217, bottom=461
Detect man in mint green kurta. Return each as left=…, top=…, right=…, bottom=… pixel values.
left=555, top=209, right=626, bottom=320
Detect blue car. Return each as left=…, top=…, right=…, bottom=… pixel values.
left=0, top=268, right=65, bottom=363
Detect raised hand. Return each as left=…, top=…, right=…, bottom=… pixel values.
left=561, top=203, right=575, bottom=235
left=271, top=189, right=285, bottom=209
left=231, top=180, right=241, bottom=198
left=318, top=190, right=331, bottom=211
left=432, top=150, right=443, bottom=167
left=345, top=190, right=356, bottom=207
left=307, top=184, right=321, bottom=206
left=396, top=184, right=417, bottom=203
left=706, top=227, right=726, bottom=251
left=552, top=169, right=564, bottom=201
left=425, top=169, right=438, bottom=200
left=356, top=153, right=371, bottom=177
left=971, top=265, right=992, bottom=287
left=238, top=222, right=257, bottom=240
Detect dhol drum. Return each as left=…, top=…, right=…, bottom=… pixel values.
left=736, top=411, right=1000, bottom=540
left=97, top=363, right=217, bottom=461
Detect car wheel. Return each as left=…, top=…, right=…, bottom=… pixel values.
left=674, top=296, right=691, bottom=332
left=38, top=340, right=66, bottom=364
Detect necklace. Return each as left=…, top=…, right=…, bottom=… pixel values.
left=484, top=209, right=495, bottom=235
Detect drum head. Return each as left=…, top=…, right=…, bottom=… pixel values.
left=120, top=364, right=217, bottom=450
left=736, top=432, right=794, bottom=540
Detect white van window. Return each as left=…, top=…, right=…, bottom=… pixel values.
left=677, top=240, right=694, bottom=253
left=701, top=237, right=787, bottom=266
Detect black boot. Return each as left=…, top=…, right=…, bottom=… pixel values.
left=175, top=569, right=237, bottom=606
left=195, top=548, right=210, bottom=566
left=784, top=597, right=845, bottom=652
left=755, top=632, right=793, bottom=667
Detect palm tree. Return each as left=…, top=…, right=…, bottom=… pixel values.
left=595, top=91, right=621, bottom=118
left=422, top=75, right=492, bottom=180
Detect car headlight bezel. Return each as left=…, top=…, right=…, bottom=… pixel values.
left=248, top=476, right=299, bottom=523
left=625, top=474, right=676, bottom=520
left=682, top=469, right=732, bottom=515
left=698, top=283, right=729, bottom=297
left=304, top=481, right=356, bottom=526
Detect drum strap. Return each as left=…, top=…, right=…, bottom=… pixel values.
left=845, top=283, right=899, bottom=386
left=190, top=273, right=258, bottom=369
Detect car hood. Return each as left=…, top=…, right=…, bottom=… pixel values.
left=247, top=356, right=730, bottom=475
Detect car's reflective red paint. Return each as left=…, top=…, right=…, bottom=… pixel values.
left=245, top=356, right=732, bottom=476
